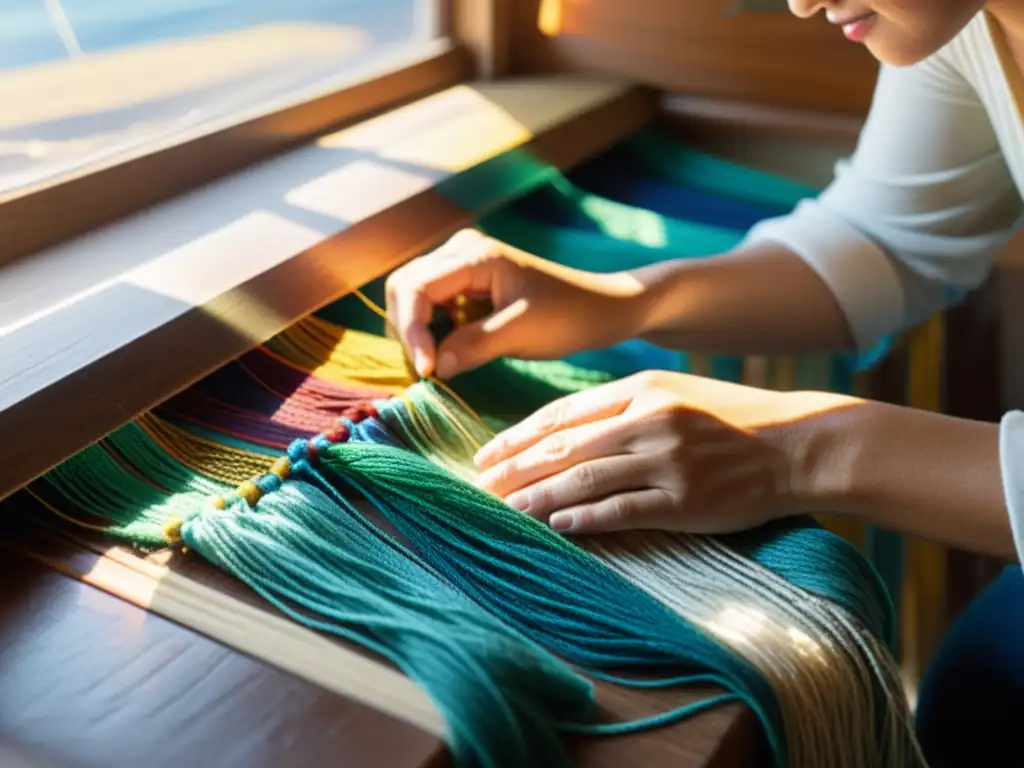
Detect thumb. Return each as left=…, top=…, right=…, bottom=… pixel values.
left=434, top=299, right=528, bottom=378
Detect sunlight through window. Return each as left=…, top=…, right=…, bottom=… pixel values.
left=0, top=0, right=441, bottom=198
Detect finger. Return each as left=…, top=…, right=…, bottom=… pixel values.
left=386, top=231, right=493, bottom=376
left=434, top=298, right=527, bottom=378
left=417, top=230, right=498, bottom=306
left=547, top=489, right=677, bottom=535
left=475, top=416, right=630, bottom=497
left=474, top=382, right=632, bottom=469
left=386, top=267, right=437, bottom=377
left=503, top=455, right=645, bottom=520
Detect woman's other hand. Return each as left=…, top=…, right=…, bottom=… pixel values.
left=474, top=370, right=854, bottom=535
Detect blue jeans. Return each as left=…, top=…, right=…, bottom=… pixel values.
left=916, top=566, right=1024, bottom=766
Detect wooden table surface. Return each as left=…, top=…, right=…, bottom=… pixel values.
left=0, top=519, right=759, bottom=768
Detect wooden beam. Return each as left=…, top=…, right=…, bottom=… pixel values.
left=449, top=0, right=511, bottom=79
left=506, top=0, right=879, bottom=115
left=661, top=94, right=865, bottom=144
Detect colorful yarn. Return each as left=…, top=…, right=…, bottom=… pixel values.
left=7, top=130, right=928, bottom=767
left=139, top=367, right=915, bottom=768
left=13, top=407, right=769, bottom=767
left=10, top=432, right=592, bottom=768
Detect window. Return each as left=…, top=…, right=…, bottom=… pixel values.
left=0, top=0, right=465, bottom=265
left=1, top=0, right=445, bottom=198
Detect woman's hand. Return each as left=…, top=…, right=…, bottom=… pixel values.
left=474, top=370, right=852, bottom=536
left=385, top=229, right=647, bottom=378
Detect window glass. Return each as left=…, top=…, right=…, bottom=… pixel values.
left=0, top=0, right=441, bottom=196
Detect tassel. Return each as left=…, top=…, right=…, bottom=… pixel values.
left=315, top=438, right=788, bottom=764
left=185, top=465, right=595, bottom=768
left=16, top=430, right=599, bottom=768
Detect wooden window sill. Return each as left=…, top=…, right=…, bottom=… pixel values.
left=0, top=74, right=655, bottom=501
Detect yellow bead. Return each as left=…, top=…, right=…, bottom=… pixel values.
left=211, top=496, right=227, bottom=510
left=270, top=457, right=291, bottom=479
left=163, top=516, right=183, bottom=544
left=236, top=480, right=262, bottom=506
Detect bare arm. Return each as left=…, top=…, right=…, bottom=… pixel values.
left=621, top=54, right=1019, bottom=361
left=793, top=397, right=1015, bottom=561
left=626, top=241, right=857, bottom=356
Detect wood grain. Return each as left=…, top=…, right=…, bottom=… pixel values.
left=507, top=0, right=879, bottom=115
left=0, top=77, right=656, bottom=503
left=22, top=535, right=446, bottom=738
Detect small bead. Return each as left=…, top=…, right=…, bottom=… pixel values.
left=236, top=480, right=263, bottom=507
left=363, top=404, right=379, bottom=420
left=306, top=442, right=319, bottom=461
left=256, top=473, right=282, bottom=494
left=164, top=516, right=184, bottom=544
left=287, top=439, right=308, bottom=464
left=211, top=496, right=227, bottom=510
left=324, top=424, right=351, bottom=444
left=269, top=456, right=291, bottom=479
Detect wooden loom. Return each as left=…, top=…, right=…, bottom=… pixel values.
left=0, top=0, right=996, bottom=764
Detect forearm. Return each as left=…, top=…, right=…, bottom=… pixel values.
left=793, top=397, right=1015, bottom=561
left=627, top=242, right=857, bottom=356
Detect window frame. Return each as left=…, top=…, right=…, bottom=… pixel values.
left=0, top=0, right=512, bottom=267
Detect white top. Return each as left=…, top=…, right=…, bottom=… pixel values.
left=742, top=11, right=1024, bottom=559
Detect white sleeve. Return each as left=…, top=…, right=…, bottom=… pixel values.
left=743, top=52, right=1022, bottom=351
left=1000, top=411, right=1024, bottom=562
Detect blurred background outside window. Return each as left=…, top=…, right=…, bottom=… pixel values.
left=0, top=0, right=441, bottom=197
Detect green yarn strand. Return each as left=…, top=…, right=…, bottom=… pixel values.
left=317, top=440, right=788, bottom=765
left=184, top=474, right=593, bottom=768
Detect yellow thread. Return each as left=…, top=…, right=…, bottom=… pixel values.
left=236, top=480, right=263, bottom=507
left=164, top=516, right=184, bottom=544
left=268, top=321, right=412, bottom=391
left=25, top=487, right=115, bottom=534
left=403, top=389, right=482, bottom=454
left=420, top=384, right=492, bottom=450
left=139, top=413, right=272, bottom=484
left=451, top=294, right=470, bottom=328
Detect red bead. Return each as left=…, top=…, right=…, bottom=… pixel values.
left=324, top=425, right=351, bottom=443
left=306, top=443, right=319, bottom=461
left=363, top=404, right=379, bottom=420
